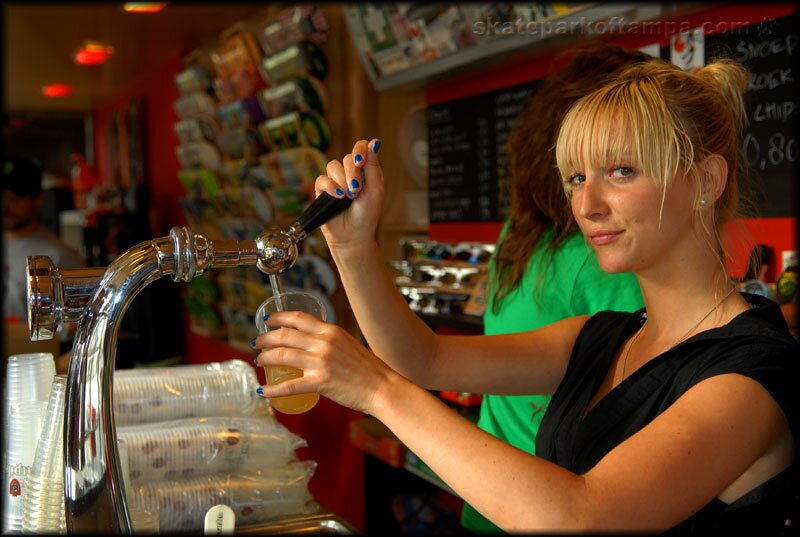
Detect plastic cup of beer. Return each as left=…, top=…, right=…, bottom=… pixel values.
left=255, top=291, right=325, bottom=414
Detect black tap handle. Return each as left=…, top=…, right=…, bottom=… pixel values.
left=296, top=192, right=353, bottom=235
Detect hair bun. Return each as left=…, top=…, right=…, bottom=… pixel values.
left=696, top=59, right=749, bottom=131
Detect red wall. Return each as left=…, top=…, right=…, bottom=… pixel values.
left=93, top=53, right=186, bottom=237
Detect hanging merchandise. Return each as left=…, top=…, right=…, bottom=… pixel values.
left=259, top=41, right=328, bottom=87
left=211, top=22, right=265, bottom=104
left=257, top=76, right=327, bottom=118
left=174, top=65, right=214, bottom=97
left=177, top=168, right=223, bottom=198
left=259, top=147, right=327, bottom=188
left=218, top=128, right=266, bottom=162
left=174, top=6, right=336, bottom=351
left=257, top=111, right=331, bottom=152
left=254, top=4, right=329, bottom=57
left=176, top=140, right=223, bottom=171
left=219, top=160, right=272, bottom=190
left=174, top=117, right=220, bottom=145
left=217, top=98, right=266, bottom=130
left=174, top=92, right=218, bottom=120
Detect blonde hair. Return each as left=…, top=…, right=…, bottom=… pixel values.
left=555, top=58, right=749, bottom=269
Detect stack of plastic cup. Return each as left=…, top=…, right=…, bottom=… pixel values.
left=2, top=353, right=56, bottom=534
left=113, top=360, right=260, bottom=425
left=128, top=461, right=316, bottom=532
left=118, top=416, right=305, bottom=483
left=21, top=374, right=67, bottom=534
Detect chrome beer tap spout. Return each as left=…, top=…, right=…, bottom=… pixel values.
left=254, top=192, right=353, bottom=275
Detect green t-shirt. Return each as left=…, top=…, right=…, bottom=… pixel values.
left=460, top=227, right=644, bottom=533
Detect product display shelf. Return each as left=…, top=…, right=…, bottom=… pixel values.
left=345, top=3, right=666, bottom=91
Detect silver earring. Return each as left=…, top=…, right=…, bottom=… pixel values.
left=699, top=198, right=708, bottom=207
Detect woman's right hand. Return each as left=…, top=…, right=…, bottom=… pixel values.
left=314, top=138, right=384, bottom=253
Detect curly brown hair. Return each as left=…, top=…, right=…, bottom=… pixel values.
left=491, top=44, right=655, bottom=314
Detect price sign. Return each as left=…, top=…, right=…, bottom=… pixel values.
left=427, top=80, right=538, bottom=223
left=706, top=13, right=798, bottom=217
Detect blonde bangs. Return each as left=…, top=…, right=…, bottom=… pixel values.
left=555, top=78, right=696, bottom=199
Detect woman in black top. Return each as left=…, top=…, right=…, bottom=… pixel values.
left=252, top=58, right=799, bottom=533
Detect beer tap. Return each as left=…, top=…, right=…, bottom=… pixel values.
left=26, top=192, right=351, bottom=533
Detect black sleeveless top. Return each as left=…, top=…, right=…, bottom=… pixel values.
left=536, top=293, right=799, bottom=535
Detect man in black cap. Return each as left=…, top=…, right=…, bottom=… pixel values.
left=3, top=155, right=83, bottom=324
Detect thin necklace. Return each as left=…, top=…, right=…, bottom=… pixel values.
left=620, top=286, right=737, bottom=380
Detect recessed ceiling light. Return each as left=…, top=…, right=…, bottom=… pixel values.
left=74, top=42, right=115, bottom=66
left=123, top=3, right=167, bottom=13
left=42, top=84, right=73, bottom=98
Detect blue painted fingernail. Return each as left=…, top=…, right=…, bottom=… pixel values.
left=262, top=314, right=270, bottom=321
left=346, top=188, right=355, bottom=197
left=335, top=188, right=344, bottom=197
left=256, top=387, right=264, bottom=395
left=250, top=338, right=256, bottom=347
left=372, top=140, right=381, bottom=153
left=350, top=178, right=360, bottom=190
left=354, top=153, right=363, bottom=164
left=253, top=355, right=259, bottom=365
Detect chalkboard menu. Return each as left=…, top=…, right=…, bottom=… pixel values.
left=706, top=12, right=798, bottom=217
left=427, top=80, right=538, bottom=222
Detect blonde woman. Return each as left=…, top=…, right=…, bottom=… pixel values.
left=253, top=59, right=798, bottom=533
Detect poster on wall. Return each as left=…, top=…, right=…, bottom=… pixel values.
left=671, top=27, right=705, bottom=72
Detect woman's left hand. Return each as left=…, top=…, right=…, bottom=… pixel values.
left=253, top=310, right=397, bottom=414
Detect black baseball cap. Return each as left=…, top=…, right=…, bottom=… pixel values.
left=3, top=155, right=43, bottom=197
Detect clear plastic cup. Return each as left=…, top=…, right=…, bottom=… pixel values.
left=3, top=354, right=54, bottom=534
left=21, top=374, right=67, bottom=534
left=255, top=291, right=326, bottom=414
left=4, top=353, right=55, bottom=415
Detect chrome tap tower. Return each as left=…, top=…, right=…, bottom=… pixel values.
left=26, top=193, right=350, bottom=533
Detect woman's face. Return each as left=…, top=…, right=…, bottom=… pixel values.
left=566, top=156, right=696, bottom=275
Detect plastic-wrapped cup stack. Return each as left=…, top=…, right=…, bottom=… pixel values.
left=21, top=374, right=67, bottom=534
left=118, top=416, right=306, bottom=483
left=2, top=353, right=56, bottom=534
left=113, top=360, right=260, bottom=426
